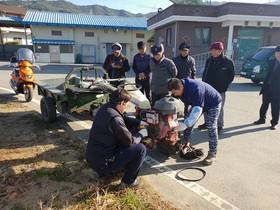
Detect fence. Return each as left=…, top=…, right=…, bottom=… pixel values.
left=0, top=45, right=33, bottom=61
left=192, top=50, right=241, bottom=75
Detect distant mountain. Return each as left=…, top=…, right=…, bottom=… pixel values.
left=0, top=0, right=156, bottom=18
left=1, top=0, right=277, bottom=18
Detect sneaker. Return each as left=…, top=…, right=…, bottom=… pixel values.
left=202, top=152, right=217, bottom=165
left=119, top=179, right=139, bottom=189
left=270, top=125, right=277, bottom=130
left=198, top=123, right=207, bottom=129
left=254, top=119, right=265, bottom=124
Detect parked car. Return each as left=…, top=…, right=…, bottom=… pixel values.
left=239, top=46, right=276, bottom=84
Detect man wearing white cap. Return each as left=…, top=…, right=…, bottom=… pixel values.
left=103, top=42, right=130, bottom=87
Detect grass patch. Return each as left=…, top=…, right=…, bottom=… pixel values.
left=36, top=167, right=70, bottom=182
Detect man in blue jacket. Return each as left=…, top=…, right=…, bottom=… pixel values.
left=168, top=78, right=222, bottom=165
left=132, top=41, right=152, bottom=102
left=86, top=88, right=148, bottom=187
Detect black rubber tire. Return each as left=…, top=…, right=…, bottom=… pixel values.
left=24, top=87, right=33, bottom=102
left=40, top=97, right=57, bottom=123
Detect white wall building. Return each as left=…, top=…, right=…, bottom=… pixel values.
left=23, top=11, right=154, bottom=64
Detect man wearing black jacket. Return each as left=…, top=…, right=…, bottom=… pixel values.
left=103, top=43, right=130, bottom=87
left=86, top=88, right=148, bottom=188
left=173, top=42, right=196, bottom=115
left=254, top=46, right=280, bottom=130
left=198, top=42, right=235, bottom=133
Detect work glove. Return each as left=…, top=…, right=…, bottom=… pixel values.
left=138, top=129, right=148, bottom=138
left=141, top=137, right=154, bottom=149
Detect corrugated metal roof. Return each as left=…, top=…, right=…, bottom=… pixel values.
left=32, top=39, right=75, bottom=45
left=22, top=11, right=148, bottom=30
left=0, top=16, right=23, bottom=22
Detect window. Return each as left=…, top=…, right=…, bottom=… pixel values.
left=136, top=33, right=145, bottom=38
left=51, top=30, right=62, bottom=36
left=60, top=45, right=74, bottom=53
left=35, top=44, right=49, bottom=53
left=194, top=27, right=211, bottom=46
left=166, top=28, right=172, bottom=47
left=13, top=37, right=22, bottom=44
left=85, top=32, right=94, bottom=37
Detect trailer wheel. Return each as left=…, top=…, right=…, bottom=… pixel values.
left=40, top=97, right=57, bottom=123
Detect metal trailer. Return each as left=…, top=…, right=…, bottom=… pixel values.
left=36, top=66, right=120, bottom=123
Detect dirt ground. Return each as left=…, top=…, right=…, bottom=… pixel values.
left=0, top=93, right=180, bottom=210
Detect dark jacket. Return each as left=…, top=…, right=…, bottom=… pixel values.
left=172, top=55, right=196, bottom=79
left=260, top=59, right=280, bottom=100
left=150, top=56, right=177, bottom=94
left=132, top=52, right=152, bottom=79
left=86, top=102, right=142, bottom=170
left=179, top=78, right=222, bottom=112
left=202, top=53, right=235, bottom=93
left=103, top=53, right=130, bottom=79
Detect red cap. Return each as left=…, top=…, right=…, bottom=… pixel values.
left=210, top=42, right=224, bottom=50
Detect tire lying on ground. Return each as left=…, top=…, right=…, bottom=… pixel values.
left=40, top=96, right=57, bottom=123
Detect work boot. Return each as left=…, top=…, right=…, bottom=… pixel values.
left=254, top=119, right=265, bottom=124
left=202, top=152, right=217, bottom=165
left=198, top=123, right=207, bottom=129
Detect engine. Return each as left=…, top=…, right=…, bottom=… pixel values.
left=137, top=96, right=182, bottom=155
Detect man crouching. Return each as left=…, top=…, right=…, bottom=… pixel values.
left=86, top=88, right=148, bottom=188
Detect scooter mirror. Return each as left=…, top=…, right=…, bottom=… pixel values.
left=9, top=63, right=18, bottom=68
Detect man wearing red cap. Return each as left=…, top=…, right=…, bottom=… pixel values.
left=198, top=42, right=235, bottom=134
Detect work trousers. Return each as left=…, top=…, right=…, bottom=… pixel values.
left=151, top=92, right=168, bottom=107
left=184, top=103, right=221, bottom=153
left=259, top=91, right=280, bottom=126
left=135, top=77, right=151, bottom=102
left=102, top=143, right=146, bottom=184
left=202, top=92, right=225, bottom=128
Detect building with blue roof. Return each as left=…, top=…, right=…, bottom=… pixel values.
left=22, top=10, right=153, bottom=63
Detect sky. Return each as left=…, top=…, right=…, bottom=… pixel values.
left=66, top=0, right=274, bottom=14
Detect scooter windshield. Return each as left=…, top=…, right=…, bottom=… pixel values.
left=16, top=48, right=35, bottom=63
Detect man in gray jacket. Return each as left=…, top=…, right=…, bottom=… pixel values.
left=150, top=44, right=177, bottom=106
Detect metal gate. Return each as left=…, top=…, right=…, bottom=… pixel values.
left=49, top=45, right=60, bottom=63
left=81, top=45, right=96, bottom=63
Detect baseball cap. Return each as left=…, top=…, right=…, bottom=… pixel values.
left=275, top=46, right=280, bottom=52
left=179, top=42, right=190, bottom=50
left=111, top=42, right=122, bottom=52
left=151, top=44, right=164, bottom=56
left=210, top=42, right=224, bottom=50
left=137, top=41, right=146, bottom=49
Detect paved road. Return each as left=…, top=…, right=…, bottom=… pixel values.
left=1, top=62, right=280, bottom=210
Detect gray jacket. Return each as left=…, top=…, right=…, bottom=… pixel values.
left=150, top=55, right=177, bottom=94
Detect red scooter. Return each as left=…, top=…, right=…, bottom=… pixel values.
left=9, top=48, right=40, bottom=102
